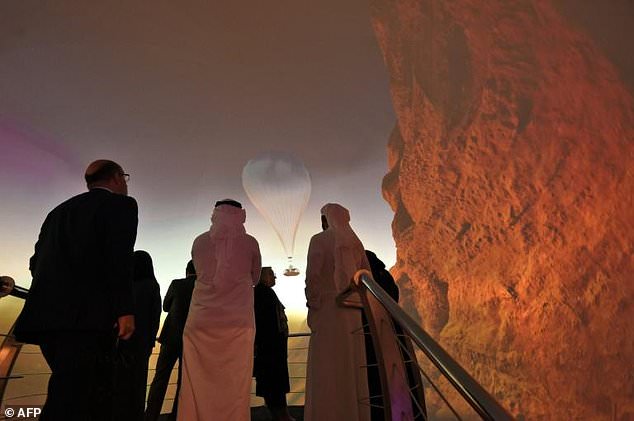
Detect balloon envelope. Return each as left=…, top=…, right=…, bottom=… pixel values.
left=242, top=152, right=311, bottom=259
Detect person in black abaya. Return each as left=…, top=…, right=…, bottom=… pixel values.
left=365, top=250, right=399, bottom=303
left=253, top=267, right=295, bottom=421
left=115, top=250, right=162, bottom=421
left=364, top=250, right=400, bottom=421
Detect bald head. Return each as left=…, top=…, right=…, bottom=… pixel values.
left=85, top=159, right=128, bottom=195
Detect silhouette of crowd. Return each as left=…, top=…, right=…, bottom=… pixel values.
left=13, top=159, right=398, bottom=421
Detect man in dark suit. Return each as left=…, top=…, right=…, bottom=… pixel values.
left=144, top=260, right=196, bottom=421
left=14, top=159, right=138, bottom=421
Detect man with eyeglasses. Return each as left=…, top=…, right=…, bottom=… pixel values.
left=14, top=159, right=138, bottom=421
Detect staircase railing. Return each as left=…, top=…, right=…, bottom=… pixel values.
left=3, top=272, right=514, bottom=420
left=337, top=269, right=514, bottom=421
left=0, top=279, right=313, bottom=417
left=0, top=277, right=27, bottom=409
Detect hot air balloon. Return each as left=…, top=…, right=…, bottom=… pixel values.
left=242, top=152, right=311, bottom=276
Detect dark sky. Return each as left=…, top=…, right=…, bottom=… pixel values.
left=0, top=1, right=395, bottom=311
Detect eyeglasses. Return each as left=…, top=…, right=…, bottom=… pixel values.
left=121, top=173, right=130, bottom=182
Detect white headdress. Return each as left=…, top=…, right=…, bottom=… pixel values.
left=321, top=203, right=368, bottom=292
left=209, top=203, right=247, bottom=275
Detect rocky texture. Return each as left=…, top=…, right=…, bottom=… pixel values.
left=372, top=0, right=634, bottom=419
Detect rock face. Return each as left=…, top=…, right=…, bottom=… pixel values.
left=371, top=0, right=634, bottom=419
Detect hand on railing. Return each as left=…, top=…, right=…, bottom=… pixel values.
left=0, top=276, right=15, bottom=298
left=0, top=277, right=29, bottom=300
left=351, top=269, right=514, bottom=421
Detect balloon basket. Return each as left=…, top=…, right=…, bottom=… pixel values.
left=284, top=265, right=300, bottom=277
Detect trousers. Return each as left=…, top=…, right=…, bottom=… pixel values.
left=39, top=331, right=116, bottom=421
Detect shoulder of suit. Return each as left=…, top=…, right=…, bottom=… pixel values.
left=84, top=189, right=137, bottom=208
left=171, top=277, right=195, bottom=292
left=110, top=193, right=138, bottom=208
left=46, top=191, right=91, bottom=216
left=56, top=190, right=92, bottom=206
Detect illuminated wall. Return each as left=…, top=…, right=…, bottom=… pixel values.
left=373, top=0, right=634, bottom=419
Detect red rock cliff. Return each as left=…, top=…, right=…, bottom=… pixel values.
left=372, top=0, right=634, bottom=419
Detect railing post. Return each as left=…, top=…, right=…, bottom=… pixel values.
left=356, top=271, right=515, bottom=421
left=0, top=326, right=24, bottom=405
left=0, top=278, right=27, bottom=406
left=346, top=269, right=419, bottom=421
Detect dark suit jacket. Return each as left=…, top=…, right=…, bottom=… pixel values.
left=14, top=188, right=138, bottom=344
left=122, top=277, right=161, bottom=355
left=157, top=275, right=195, bottom=351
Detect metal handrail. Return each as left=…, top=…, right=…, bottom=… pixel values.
left=353, top=269, right=513, bottom=421
left=1, top=276, right=312, bottom=411
left=8, top=286, right=29, bottom=300
left=0, top=277, right=28, bottom=300
left=0, top=281, right=28, bottom=406
left=3, top=271, right=512, bottom=420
